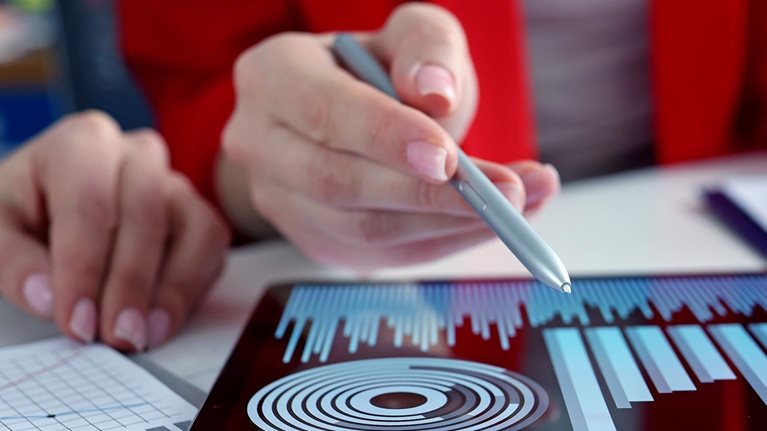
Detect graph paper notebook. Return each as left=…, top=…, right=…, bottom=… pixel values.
left=191, top=273, right=767, bottom=431
left=0, top=337, right=196, bottom=431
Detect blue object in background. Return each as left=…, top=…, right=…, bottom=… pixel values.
left=0, top=86, right=56, bottom=157
left=53, top=0, right=153, bottom=131
left=0, top=0, right=154, bottom=160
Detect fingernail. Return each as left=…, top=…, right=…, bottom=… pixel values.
left=406, top=141, right=448, bottom=181
left=114, top=308, right=147, bottom=351
left=496, top=182, right=525, bottom=209
left=415, top=64, right=456, bottom=105
left=521, top=164, right=559, bottom=206
left=23, top=273, right=53, bottom=317
left=69, top=298, right=97, bottom=343
left=147, top=308, right=171, bottom=348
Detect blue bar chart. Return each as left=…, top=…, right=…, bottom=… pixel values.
left=546, top=324, right=767, bottom=431
left=667, top=325, right=735, bottom=383
left=277, top=274, right=767, bottom=363
left=751, top=322, right=767, bottom=349
left=624, top=326, right=695, bottom=393
left=543, top=329, right=616, bottom=431
left=584, top=327, right=652, bottom=408
left=708, top=324, right=767, bottom=405
left=273, top=274, right=767, bottom=431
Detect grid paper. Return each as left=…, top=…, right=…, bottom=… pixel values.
left=0, top=338, right=195, bottom=431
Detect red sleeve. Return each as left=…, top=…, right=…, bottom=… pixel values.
left=117, top=0, right=536, bottom=207
left=117, top=1, right=300, bottom=204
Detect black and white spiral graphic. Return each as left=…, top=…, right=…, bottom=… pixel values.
left=247, top=358, right=548, bottom=431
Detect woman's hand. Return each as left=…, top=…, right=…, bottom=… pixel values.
left=222, top=3, right=559, bottom=269
left=0, top=111, right=230, bottom=351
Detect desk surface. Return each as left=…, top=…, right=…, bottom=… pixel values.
left=3, top=153, right=766, bottom=393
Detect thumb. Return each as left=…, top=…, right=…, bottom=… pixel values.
left=373, top=3, right=471, bottom=117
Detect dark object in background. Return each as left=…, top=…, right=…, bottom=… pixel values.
left=0, top=0, right=153, bottom=156
left=0, top=87, right=54, bottom=153
left=54, top=0, right=153, bottom=130
left=0, top=3, right=56, bottom=156
left=704, top=189, right=767, bottom=259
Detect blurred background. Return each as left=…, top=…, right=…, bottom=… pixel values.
left=0, top=0, right=151, bottom=158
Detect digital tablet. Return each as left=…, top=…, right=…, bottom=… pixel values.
left=190, top=273, right=767, bottom=431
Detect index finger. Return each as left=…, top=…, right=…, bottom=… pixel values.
left=36, top=111, right=124, bottom=342
left=232, top=33, right=457, bottom=183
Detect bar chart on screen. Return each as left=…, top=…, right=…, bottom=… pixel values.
left=273, top=274, right=767, bottom=431
left=0, top=338, right=195, bottom=431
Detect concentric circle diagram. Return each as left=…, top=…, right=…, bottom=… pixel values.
left=247, top=357, right=549, bottom=431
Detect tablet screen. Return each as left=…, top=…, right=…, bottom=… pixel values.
left=191, top=274, right=767, bottom=430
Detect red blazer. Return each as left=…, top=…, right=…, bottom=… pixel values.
left=118, top=0, right=767, bottom=203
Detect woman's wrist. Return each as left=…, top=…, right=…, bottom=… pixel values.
left=215, top=152, right=279, bottom=241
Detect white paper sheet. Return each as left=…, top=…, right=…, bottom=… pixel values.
left=0, top=337, right=196, bottom=431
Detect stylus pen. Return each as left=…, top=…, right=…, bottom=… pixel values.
left=332, top=33, right=572, bottom=293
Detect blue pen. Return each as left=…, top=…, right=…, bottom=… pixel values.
left=332, top=33, right=571, bottom=293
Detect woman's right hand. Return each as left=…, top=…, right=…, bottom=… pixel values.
left=222, top=3, right=560, bottom=270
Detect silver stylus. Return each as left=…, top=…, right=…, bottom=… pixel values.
left=333, top=33, right=572, bottom=293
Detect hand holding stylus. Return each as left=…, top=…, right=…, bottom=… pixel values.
left=332, top=34, right=571, bottom=291
left=222, top=3, right=560, bottom=269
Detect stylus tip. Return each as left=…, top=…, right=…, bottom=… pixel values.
left=561, top=282, right=572, bottom=294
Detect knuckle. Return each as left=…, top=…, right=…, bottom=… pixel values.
left=180, top=189, right=231, bottom=248
left=415, top=181, right=444, bottom=210
left=349, top=212, right=388, bottom=245
left=296, top=78, right=339, bottom=142
left=261, top=32, right=306, bottom=53
left=222, top=108, right=271, bottom=162
left=59, top=252, right=104, bottom=282
left=233, top=44, right=263, bottom=93
left=130, top=128, right=164, bottom=145
left=235, top=41, right=275, bottom=94
left=221, top=120, right=243, bottom=156
left=74, top=184, right=117, bottom=229
left=124, top=187, right=166, bottom=229
left=200, top=210, right=232, bottom=248
left=169, top=172, right=195, bottom=194
left=312, top=167, right=345, bottom=204
left=61, top=110, right=121, bottom=141
left=234, top=32, right=304, bottom=93
left=366, top=101, right=400, bottom=149
left=307, top=153, right=358, bottom=206
left=129, top=129, right=169, bottom=163
left=110, top=262, right=153, bottom=290
left=298, top=90, right=332, bottom=141
left=259, top=32, right=309, bottom=57
left=247, top=132, right=268, bottom=165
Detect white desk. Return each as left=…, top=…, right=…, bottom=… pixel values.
left=4, top=153, right=767, bottom=392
